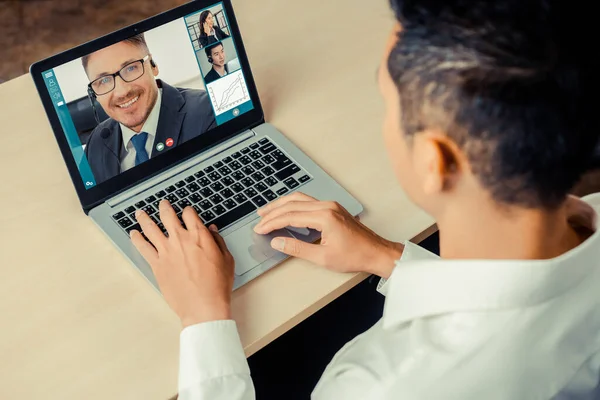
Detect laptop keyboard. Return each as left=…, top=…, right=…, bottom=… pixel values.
left=111, top=137, right=313, bottom=236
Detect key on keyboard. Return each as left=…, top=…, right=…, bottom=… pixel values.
left=275, top=164, right=301, bottom=181
left=263, top=190, right=277, bottom=201
left=115, top=140, right=310, bottom=235
left=233, top=193, right=247, bottom=203
left=210, top=201, right=257, bottom=230
left=259, top=143, right=276, bottom=154
left=222, top=176, right=235, bottom=186
left=251, top=195, right=267, bottom=207
left=213, top=205, right=227, bottom=215
left=200, top=188, right=213, bottom=197
left=220, top=188, right=234, bottom=198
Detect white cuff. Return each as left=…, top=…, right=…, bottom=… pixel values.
left=179, top=320, right=249, bottom=391
left=377, top=241, right=439, bottom=296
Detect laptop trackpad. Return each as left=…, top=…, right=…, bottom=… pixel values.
left=225, top=222, right=295, bottom=276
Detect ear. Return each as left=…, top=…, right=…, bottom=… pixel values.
left=150, top=57, right=159, bottom=77
left=414, top=130, right=466, bottom=195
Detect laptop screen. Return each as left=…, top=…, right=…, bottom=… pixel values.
left=39, top=1, right=253, bottom=189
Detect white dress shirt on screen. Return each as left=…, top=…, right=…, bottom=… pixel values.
left=119, top=88, right=162, bottom=172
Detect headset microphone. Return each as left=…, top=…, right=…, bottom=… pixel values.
left=87, top=86, right=100, bottom=125
left=100, top=128, right=111, bottom=139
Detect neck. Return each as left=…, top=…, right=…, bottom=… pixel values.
left=214, top=64, right=226, bottom=74
left=436, top=195, right=583, bottom=260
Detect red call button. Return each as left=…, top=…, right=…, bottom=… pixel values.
left=166, top=138, right=174, bottom=147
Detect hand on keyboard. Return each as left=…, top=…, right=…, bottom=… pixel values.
left=253, top=192, right=404, bottom=278
left=130, top=200, right=235, bottom=328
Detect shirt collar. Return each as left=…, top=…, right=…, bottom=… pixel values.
left=382, top=194, right=600, bottom=329
left=216, top=65, right=229, bottom=77
left=120, top=88, right=162, bottom=150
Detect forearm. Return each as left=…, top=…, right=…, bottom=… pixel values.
left=365, top=240, right=404, bottom=279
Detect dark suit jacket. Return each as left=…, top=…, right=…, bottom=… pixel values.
left=199, top=26, right=230, bottom=48
left=84, top=80, right=216, bottom=184
left=204, top=65, right=229, bottom=85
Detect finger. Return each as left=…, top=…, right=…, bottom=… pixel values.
left=254, top=201, right=335, bottom=233
left=255, top=210, right=327, bottom=234
left=257, top=192, right=317, bottom=216
left=270, top=236, right=326, bottom=265
left=208, top=224, right=229, bottom=255
left=135, top=210, right=167, bottom=251
left=159, top=200, right=184, bottom=237
left=180, top=206, right=202, bottom=233
left=130, top=230, right=159, bottom=264
left=181, top=206, right=214, bottom=246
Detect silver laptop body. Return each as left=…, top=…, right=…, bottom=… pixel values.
left=91, top=122, right=362, bottom=290
left=30, top=0, right=362, bottom=291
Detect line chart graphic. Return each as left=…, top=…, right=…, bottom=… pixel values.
left=207, top=70, right=250, bottom=116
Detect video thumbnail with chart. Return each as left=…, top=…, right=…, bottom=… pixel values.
left=207, top=70, right=251, bottom=116
left=40, top=1, right=254, bottom=187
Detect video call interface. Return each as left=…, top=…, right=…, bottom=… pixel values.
left=41, top=2, right=254, bottom=189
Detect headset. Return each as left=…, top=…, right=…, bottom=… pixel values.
left=87, top=86, right=100, bottom=125
left=205, top=44, right=223, bottom=64
left=87, top=58, right=157, bottom=125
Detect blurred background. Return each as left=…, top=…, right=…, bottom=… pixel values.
left=0, top=0, right=599, bottom=192
left=0, top=0, right=189, bottom=83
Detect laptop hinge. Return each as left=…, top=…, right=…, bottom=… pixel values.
left=106, top=129, right=256, bottom=208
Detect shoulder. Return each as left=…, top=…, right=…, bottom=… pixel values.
left=176, top=87, right=211, bottom=109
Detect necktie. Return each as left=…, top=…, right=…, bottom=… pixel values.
left=131, top=132, right=149, bottom=166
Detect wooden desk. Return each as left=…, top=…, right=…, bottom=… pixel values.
left=0, top=1, right=435, bottom=399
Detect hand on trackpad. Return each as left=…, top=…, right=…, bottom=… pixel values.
left=284, top=226, right=310, bottom=236
left=248, top=227, right=294, bottom=261
left=247, top=225, right=312, bottom=262
left=227, top=222, right=322, bottom=276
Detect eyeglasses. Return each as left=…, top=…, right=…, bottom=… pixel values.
left=88, top=55, right=150, bottom=96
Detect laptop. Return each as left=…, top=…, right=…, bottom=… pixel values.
left=30, top=0, right=362, bottom=290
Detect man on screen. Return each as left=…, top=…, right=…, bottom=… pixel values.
left=83, top=34, right=216, bottom=184
left=203, top=42, right=229, bottom=84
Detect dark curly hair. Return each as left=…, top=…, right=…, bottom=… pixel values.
left=386, top=0, right=598, bottom=208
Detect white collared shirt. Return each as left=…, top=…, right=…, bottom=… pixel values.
left=216, top=67, right=228, bottom=78
left=119, top=88, right=162, bottom=172
left=178, top=193, right=600, bottom=400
